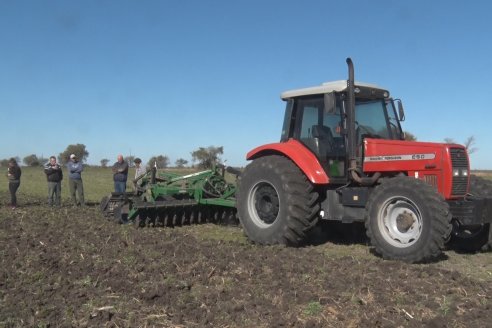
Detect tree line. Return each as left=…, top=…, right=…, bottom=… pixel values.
left=1, top=144, right=225, bottom=169
left=1, top=136, right=478, bottom=169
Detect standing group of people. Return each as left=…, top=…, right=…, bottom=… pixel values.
left=43, top=154, right=84, bottom=207
left=5, top=154, right=146, bottom=209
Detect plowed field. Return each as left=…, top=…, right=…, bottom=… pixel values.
left=1, top=195, right=491, bottom=327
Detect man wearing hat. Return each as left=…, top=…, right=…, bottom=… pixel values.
left=133, top=157, right=146, bottom=190
left=133, top=157, right=147, bottom=190
left=67, top=153, right=85, bottom=206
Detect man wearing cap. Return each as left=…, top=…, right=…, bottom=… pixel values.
left=133, top=158, right=146, bottom=190
left=67, top=154, right=85, bottom=206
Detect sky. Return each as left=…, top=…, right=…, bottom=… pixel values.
left=1, top=0, right=492, bottom=169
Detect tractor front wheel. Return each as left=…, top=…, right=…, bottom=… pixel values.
left=237, top=155, right=320, bottom=246
left=365, top=177, right=451, bottom=263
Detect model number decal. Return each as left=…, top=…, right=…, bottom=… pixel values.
left=365, top=153, right=435, bottom=162
left=411, top=154, right=427, bottom=160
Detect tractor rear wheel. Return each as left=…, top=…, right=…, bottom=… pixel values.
left=237, top=155, right=320, bottom=246
left=450, top=175, right=492, bottom=252
left=365, top=177, right=451, bottom=263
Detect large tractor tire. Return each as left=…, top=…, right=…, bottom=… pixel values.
left=236, top=155, right=320, bottom=246
left=450, top=175, right=492, bottom=252
left=365, top=177, right=451, bottom=263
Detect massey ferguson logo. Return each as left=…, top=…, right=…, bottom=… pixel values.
left=365, top=153, right=436, bottom=163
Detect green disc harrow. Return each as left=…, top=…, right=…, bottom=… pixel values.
left=100, top=165, right=239, bottom=227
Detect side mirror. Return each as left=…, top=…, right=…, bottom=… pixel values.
left=324, top=92, right=336, bottom=114
left=396, top=99, right=405, bottom=121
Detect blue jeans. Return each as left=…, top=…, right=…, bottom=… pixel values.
left=114, top=181, right=127, bottom=193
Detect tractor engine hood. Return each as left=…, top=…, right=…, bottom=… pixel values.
left=363, top=138, right=470, bottom=198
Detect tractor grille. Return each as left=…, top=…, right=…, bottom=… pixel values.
left=450, top=148, right=468, bottom=167
left=450, top=148, right=468, bottom=195
left=424, top=175, right=437, bottom=188
left=452, top=177, right=468, bottom=195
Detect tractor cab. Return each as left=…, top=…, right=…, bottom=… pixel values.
left=280, top=80, right=404, bottom=182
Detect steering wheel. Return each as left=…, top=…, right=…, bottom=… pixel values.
left=355, top=122, right=380, bottom=139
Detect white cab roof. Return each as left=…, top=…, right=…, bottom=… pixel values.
left=281, top=80, right=387, bottom=100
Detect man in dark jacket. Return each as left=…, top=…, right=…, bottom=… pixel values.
left=67, top=154, right=85, bottom=206
left=7, top=158, right=21, bottom=209
left=44, top=156, right=63, bottom=206
left=112, top=154, right=128, bottom=193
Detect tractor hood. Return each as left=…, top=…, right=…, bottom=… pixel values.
left=363, top=138, right=468, bottom=173
left=363, top=138, right=470, bottom=199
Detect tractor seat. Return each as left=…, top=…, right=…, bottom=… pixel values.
left=311, top=125, right=335, bottom=157
left=312, top=125, right=334, bottom=144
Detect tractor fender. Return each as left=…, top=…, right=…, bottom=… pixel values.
left=246, top=139, right=329, bottom=184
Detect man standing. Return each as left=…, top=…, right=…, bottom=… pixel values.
left=44, top=156, right=63, bottom=206
left=133, top=157, right=146, bottom=190
left=67, top=154, right=85, bottom=206
left=7, top=158, right=21, bottom=209
left=112, top=154, right=128, bottom=193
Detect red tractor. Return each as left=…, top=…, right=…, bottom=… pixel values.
left=237, top=58, right=492, bottom=263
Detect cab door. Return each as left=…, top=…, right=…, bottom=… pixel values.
left=294, top=95, right=346, bottom=180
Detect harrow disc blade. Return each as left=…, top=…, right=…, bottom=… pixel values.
left=132, top=205, right=238, bottom=228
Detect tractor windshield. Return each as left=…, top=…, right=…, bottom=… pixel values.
left=355, top=99, right=403, bottom=143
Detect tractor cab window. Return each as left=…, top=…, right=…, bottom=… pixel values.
left=295, top=96, right=345, bottom=177
left=280, top=99, right=294, bottom=142
left=354, top=99, right=404, bottom=145
left=385, top=99, right=404, bottom=140
left=355, top=100, right=389, bottom=141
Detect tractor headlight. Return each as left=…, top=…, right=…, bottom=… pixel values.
left=452, top=168, right=468, bottom=177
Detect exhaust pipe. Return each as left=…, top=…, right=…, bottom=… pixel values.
left=345, top=58, right=380, bottom=186
left=346, top=58, right=357, bottom=173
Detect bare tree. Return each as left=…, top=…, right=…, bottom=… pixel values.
left=464, top=136, right=477, bottom=154
left=444, top=136, right=477, bottom=154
